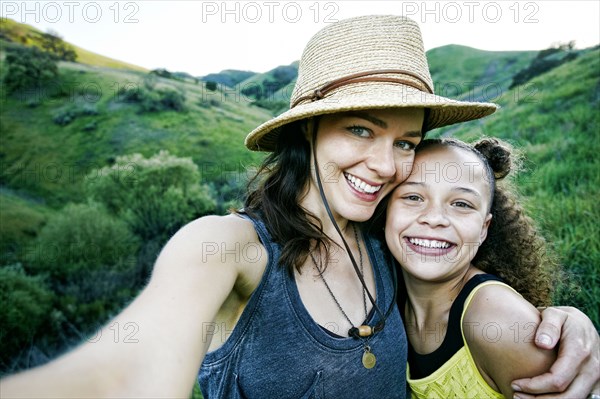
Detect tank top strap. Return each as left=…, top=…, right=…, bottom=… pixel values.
left=406, top=273, right=507, bottom=378
left=199, top=213, right=408, bottom=398
left=201, top=211, right=280, bottom=362
left=459, top=274, right=518, bottom=340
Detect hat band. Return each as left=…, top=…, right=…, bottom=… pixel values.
left=291, top=69, right=434, bottom=109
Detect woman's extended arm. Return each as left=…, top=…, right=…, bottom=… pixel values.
left=512, top=306, right=600, bottom=399
left=1, top=214, right=262, bottom=398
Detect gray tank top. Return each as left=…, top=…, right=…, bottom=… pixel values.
left=198, top=213, right=408, bottom=398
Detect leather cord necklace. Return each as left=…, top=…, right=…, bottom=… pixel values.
left=309, top=118, right=398, bottom=369
left=310, top=223, right=376, bottom=368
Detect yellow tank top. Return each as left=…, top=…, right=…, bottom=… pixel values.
left=407, top=280, right=514, bottom=399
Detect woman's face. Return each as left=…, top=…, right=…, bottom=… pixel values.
left=385, top=145, right=492, bottom=282
left=309, top=108, right=424, bottom=223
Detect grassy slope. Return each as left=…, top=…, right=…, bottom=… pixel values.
left=0, top=59, right=272, bottom=264
left=239, top=61, right=298, bottom=102
left=430, top=49, right=600, bottom=326
left=426, top=44, right=537, bottom=102
left=1, top=20, right=597, bottom=327
left=1, top=63, right=271, bottom=201
left=0, top=18, right=147, bottom=71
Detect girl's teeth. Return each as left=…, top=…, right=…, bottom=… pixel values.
left=409, top=238, right=450, bottom=249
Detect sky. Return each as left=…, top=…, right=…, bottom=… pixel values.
left=2, top=1, right=599, bottom=76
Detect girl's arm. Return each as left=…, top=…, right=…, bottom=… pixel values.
left=463, top=284, right=557, bottom=398
left=1, top=214, right=263, bottom=398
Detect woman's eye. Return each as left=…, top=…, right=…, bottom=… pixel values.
left=394, top=141, right=416, bottom=151
left=347, top=125, right=371, bottom=137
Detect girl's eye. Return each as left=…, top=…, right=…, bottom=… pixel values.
left=452, top=201, right=473, bottom=209
left=402, top=194, right=422, bottom=202
left=394, top=141, right=417, bottom=151
left=347, top=125, right=371, bottom=138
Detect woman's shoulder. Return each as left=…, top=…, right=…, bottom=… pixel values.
left=174, top=213, right=260, bottom=245
left=156, top=214, right=266, bottom=272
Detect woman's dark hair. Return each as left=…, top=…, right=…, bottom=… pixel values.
left=242, top=120, right=332, bottom=274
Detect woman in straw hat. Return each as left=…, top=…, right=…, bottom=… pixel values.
left=2, top=15, right=598, bottom=399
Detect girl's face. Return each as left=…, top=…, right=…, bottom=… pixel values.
left=309, top=108, right=424, bottom=223
left=385, top=145, right=492, bottom=282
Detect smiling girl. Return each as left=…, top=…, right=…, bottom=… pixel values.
left=386, top=138, right=560, bottom=398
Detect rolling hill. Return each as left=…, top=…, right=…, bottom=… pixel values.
left=1, top=18, right=598, bottom=332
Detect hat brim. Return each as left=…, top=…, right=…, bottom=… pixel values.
left=245, top=82, right=498, bottom=151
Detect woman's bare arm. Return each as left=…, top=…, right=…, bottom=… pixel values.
left=512, top=306, right=600, bottom=398
left=1, top=214, right=263, bottom=398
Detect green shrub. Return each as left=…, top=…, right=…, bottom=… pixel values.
left=205, top=81, right=217, bottom=91
left=23, top=202, right=140, bottom=333
left=0, top=264, right=54, bottom=367
left=38, top=30, right=77, bottom=62
left=26, top=202, right=139, bottom=292
left=86, top=151, right=217, bottom=280
left=52, top=104, right=99, bottom=126
left=116, top=85, right=186, bottom=113
left=2, top=46, right=59, bottom=93
left=86, top=151, right=216, bottom=240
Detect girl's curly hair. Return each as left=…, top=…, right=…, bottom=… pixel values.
left=415, top=137, right=559, bottom=306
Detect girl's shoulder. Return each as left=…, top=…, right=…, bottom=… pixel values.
left=461, top=277, right=556, bottom=397
left=462, top=279, right=536, bottom=330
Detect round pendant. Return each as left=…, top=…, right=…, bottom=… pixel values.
left=362, top=351, right=376, bottom=369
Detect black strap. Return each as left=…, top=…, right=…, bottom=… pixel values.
left=310, top=120, right=395, bottom=337
left=406, top=273, right=504, bottom=378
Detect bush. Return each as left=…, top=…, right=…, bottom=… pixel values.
left=116, top=84, right=186, bottom=113
left=148, top=88, right=185, bottom=112
left=22, top=202, right=140, bottom=336
left=39, top=30, right=77, bottom=62
left=150, top=68, right=173, bottom=79
left=206, top=81, right=217, bottom=91
left=2, top=46, right=59, bottom=93
left=86, top=151, right=217, bottom=241
left=28, top=202, right=138, bottom=275
left=52, top=104, right=99, bottom=126
left=86, top=151, right=217, bottom=278
left=0, top=264, right=55, bottom=368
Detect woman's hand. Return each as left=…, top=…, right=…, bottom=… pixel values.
left=511, top=306, right=599, bottom=398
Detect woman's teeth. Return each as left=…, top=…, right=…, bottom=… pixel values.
left=345, top=173, right=382, bottom=194
left=409, top=238, right=450, bottom=249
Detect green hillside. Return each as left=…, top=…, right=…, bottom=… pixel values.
left=238, top=61, right=299, bottom=114
left=200, top=69, right=257, bottom=87
left=431, top=49, right=600, bottom=324
left=0, top=21, right=273, bottom=273
left=0, top=62, right=270, bottom=203
left=0, top=18, right=147, bottom=71
left=426, top=44, right=537, bottom=102
left=0, top=19, right=598, bottom=377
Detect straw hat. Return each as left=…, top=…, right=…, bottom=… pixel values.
left=245, top=15, right=499, bottom=151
